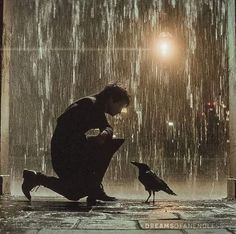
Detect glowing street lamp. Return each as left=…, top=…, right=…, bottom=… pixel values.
left=155, top=32, right=174, bottom=60
left=159, top=40, right=172, bottom=57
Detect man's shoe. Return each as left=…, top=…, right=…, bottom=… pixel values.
left=86, top=196, right=97, bottom=206
left=97, top=193, right=117, bottom=201
left=98, top=184, right=117, bottom=201
left=86, top=197, right=107, bottom=207
left=22, top=169, right=40, bottom=201
left=88, top=184, right=117, bottom=202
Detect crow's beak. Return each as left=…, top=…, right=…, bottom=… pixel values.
left=131, top=161, right=139, bottom=167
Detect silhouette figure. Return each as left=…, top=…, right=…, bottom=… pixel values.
left=131, top=162, right=176, bottom=203
left=22, top=83, right=130, bottom=206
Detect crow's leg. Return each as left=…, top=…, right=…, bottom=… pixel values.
left=152, top=191, right=155, bottom=204
left=145, top=190, right=151, bottom=203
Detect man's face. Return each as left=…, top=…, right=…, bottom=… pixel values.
left=107, top=98, right=127, bottom=116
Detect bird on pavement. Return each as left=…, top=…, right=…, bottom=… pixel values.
left=131, top=161, right=177, bottom=203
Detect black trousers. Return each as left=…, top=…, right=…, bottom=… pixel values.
left=48, top=137, right=124, bottom=200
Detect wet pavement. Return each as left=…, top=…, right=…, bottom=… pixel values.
left=0, top=195, right=236, bottom=234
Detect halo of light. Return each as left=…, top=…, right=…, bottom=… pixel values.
left=155, top=32, right=174, bottom=59
left=159, top=40, right=171, bottom=56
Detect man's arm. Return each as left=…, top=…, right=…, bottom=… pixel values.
left=95, top=112, right=113, bottom=144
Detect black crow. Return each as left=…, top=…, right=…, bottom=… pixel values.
left=131, top=161, right=177, bottom=203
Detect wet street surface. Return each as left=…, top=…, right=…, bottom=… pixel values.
left=0, top=196, right=236, bottom=233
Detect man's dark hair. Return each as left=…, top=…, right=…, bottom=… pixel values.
left=99, top=83, right=130, bottom=106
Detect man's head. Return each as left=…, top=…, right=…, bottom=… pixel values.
left=98, top=83, right=130, bottom=116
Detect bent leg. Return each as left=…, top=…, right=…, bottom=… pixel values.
left=22, top=169, right=86, bottom=201
left=38, top=173, right=87, bottom=201
left=92, top=138, right=124, bottom=183
left=44, top=138, right=124, bottom=201
left=85, top=138, right=124, bottom=188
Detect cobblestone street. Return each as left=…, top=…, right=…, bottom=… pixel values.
left=0, top=196, right=236, bottom=233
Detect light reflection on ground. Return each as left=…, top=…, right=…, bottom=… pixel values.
left=11, top=179, right=226, bottom=201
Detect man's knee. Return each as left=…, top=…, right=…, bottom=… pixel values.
left=64, top=190, right=87, bottom=201
left=66, top=194, right=83, bottom=201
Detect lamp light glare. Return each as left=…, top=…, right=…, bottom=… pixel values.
left=159, top=41, right=171, bottom=56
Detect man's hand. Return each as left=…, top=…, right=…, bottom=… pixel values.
left=96, top=130, right=111, bottom=145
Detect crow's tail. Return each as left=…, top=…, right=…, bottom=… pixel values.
left=164, top=187, right=177, bottom=196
